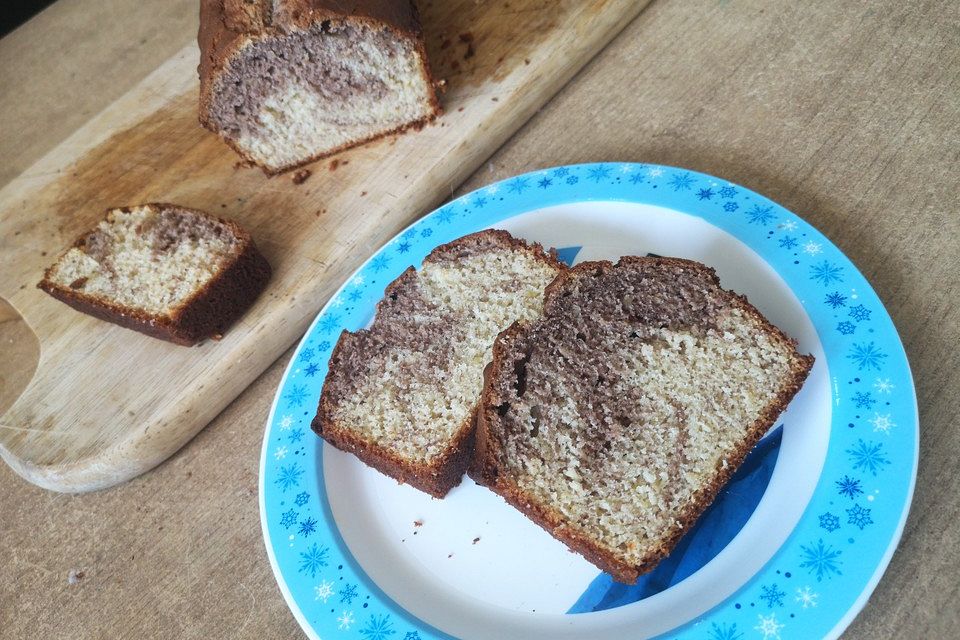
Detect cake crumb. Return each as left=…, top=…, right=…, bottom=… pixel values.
left=447, top=553, right=454, bottom=558
left=491, top=97, right=499, bottom=102
left=472, top=537, right=481, bottom=545
left=360, top=191, right=368, bottom=197
left=524, top=58, right=530, bottom=65
left=292, top=169, right=312, bottom=184
left=457, top=106, right=465, bottom=112
left=67, top=569, right=85, bottom=585
left=329, top=159, right=341, bottom=171
left=413, top=519, right=423, bottom=527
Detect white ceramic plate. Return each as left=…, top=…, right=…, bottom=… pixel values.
left=260, top=163, right=917, bottom=640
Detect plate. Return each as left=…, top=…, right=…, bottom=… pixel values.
left=259, top=163, right=917, bottom=640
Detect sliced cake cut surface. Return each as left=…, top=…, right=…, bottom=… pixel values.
left=314, top=230, right=564, bottom=497
left=472, top=256, right=814, bottom=582
left=198, top=0, right=441, bottom=173
left=38, top=203, right=271, bottom=346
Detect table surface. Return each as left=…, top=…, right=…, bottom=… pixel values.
left=1, top=1, right=958, bottom=638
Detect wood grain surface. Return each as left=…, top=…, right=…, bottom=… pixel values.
left=0, top=0, right=648, bottom=492
left=1, top=0, right=958, bottom=638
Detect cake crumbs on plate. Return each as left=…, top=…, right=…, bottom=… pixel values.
left=292, top=169, right=312, bottom=184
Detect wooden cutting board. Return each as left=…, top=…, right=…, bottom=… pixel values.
left=0, top=0, right=648, bottom=492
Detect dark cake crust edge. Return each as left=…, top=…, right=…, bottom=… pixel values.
left=471, top=255, right=815, bottom=583
left=312, top=229, right=563, bottom=498
left=197, top=0, right=443, bottom=175
left=37, top=203, right=272, bottom=347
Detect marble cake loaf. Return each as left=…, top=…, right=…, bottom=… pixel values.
left=313, top=230, right=564, bottom=497
left=38, top=203, right=270, bottom=346
left=198, top=0, right=441, bottom=174
left=472, top=256, right=814, bottom=583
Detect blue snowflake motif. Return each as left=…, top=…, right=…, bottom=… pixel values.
left=298, top=517, right=318, bottom=537
left=275, top=463, right=304, bottom=491
left=848, top=304, right=871, bottom=322
left=847, top=504, right=874, bottom=529
left=800, top=539, right=843, bottom=581
left=697, top=188, right=714, bottom=200
left=668, top=172, right=696, bottom=191
left=283, top=385, right=309, bottom=408
left=437, top=207, right=456, bottom=224
left=318, top=313, right=341, bottom=334
left=837, top=321, right=856, bottom=335
left=298, top=543, right=329, bottom=578
left=708, top=622, right=743, bottom=640
left=360, top=614, right=395, bottom=640
left=317, top=340, right=331, bottom=351
left=723, top=201, right=739, bottom=212
left=719, top=186, right=738, bottom=199
left=339, top=583, right=359, bottom=604
left=847, top=342, right=887, bottom=371
left=810, top=260, right=844, bottom=286
left=537, top=177, right=552, bottom=189
left=304, top=362, right=321, bottom=377
left=778, top=235, right=798, bottom=249
left=403, top=633, right=422, bottom=640
left=294, top=492, right=310, bottom=507
left=587, top=165, right=612, bottom=182
left=825, top=291, right=847, bottom=308
left=629, top=173, right=645, bottom=185
left=371, top=254, right=391, bottom=272
left=847, top=439, right=891, bottom=475
left=288, top=428, right=304, bottom=444
left=836, top=475, right=863, bottom=499
left=566, top=175, right=579, bottom=185
left=746, top=205, right=776, bottom=225
left=506, top=177, right=530, bottom=194
left=401, top=228, right=417, bottom=241
left=299, top=347, right=315, bottom=362
left=280, top=509, right=298, bottom=529
left=397, top=241, right=411, bottom=254
left=420, top=227, right=433, bottom=238
left=473, top=196, right=487, bottom=208
left=348, top=289, right=363, bottom=302
left=552, top=167, right=570, bottom=177
left=818, top=512, right=840, bottom=532
left=853, top=391, right=876, bottom=409
left=836, top=476, right=863, bottom=500
left=759, top=584, right=786, bottom=608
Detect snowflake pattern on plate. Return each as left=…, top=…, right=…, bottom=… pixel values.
left=800, top=539, right=843, bottom=581
left=260, top=163, right=917, bottom=640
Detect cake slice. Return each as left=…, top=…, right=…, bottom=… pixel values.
left=472, top=257, right=814, bottom=582
left=198, top=0, right=442, bottom=174
left=38, top=203, right=271, bottom=346
left=313, top=230, right=564, bottom=497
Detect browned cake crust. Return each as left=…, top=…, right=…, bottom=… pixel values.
left=471, top=256, right=815, bottom=583
left=38, top=203, right=272, bottom=347
left=198, top=0, right=442, bottom=174
left=313, top=230, right=563, bottom=498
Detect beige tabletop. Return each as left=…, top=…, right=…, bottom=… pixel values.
left=1, top=0, right=958, bottom=638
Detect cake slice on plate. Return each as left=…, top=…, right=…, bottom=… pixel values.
left=198, top=0, right=442, bottom=173
left=472, top=256, right=814, bottom=582
left=314, top=230, right=564, bottom=497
